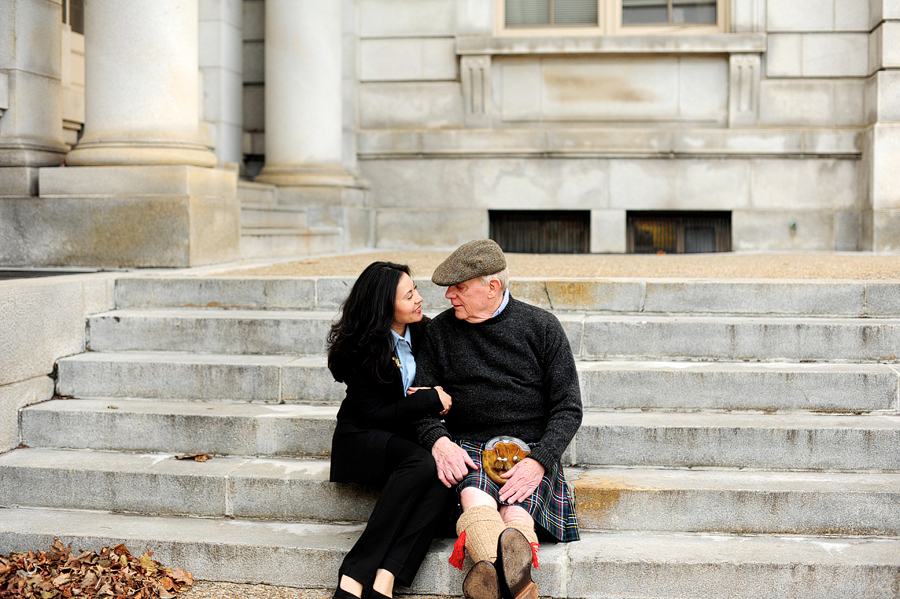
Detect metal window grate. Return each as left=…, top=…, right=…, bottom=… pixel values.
left=627, top=211, right=731, bottom=253
left=490, top=210, right=590, bottom=254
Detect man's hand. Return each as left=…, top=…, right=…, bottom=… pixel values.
left=432, top=436, right=477, bottom=488
left=498, top=457, right=545, bottom=504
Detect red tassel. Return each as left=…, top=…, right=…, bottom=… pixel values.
left=448, top=531, right=467, bottom=570
left=530, top=542, right=540, bottom=568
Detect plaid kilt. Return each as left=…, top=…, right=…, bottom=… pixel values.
left=455, top=439, right=579, bottom=543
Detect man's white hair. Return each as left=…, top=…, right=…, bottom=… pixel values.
left=480, top=267, right=509, bottom=292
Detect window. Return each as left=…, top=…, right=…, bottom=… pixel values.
left=491, top=210, right=590, bottom=254
left=627, top=211, right=731, bottom=254
left=498, top=0, right=727, bottom=35
left=506, top=0, right=599, bottom=27
left=622, top=0, right=717, bottom=25
left=62, top=0, right=84, bottom=34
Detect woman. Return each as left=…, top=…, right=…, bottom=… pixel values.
left=327, top=261, right=453, bottom=599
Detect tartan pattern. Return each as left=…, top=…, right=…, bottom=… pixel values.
left=455, top=440, right=580, bottom=543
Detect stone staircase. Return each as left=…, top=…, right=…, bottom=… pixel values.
left=237, top=180, right=342, bottom=259
left=1, top=273, right=900, bottom=598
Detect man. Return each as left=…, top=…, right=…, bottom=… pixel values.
left=413, top=240, right=582, bottom=599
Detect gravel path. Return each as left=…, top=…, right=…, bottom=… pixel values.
left=217, top=251, right=900, bottom=280
left=180, top=583, right=445, bottom=599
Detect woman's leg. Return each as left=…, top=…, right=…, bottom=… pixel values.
left=339, top=436, right=448, bottom=593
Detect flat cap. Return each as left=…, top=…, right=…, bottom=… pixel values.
left=432, top=239, right=507, bottom=286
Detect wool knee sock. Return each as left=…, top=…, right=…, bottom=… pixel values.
left=449, top=505, right=506, bottom=568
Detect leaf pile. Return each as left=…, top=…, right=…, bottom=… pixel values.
left=0, top=539, right=194, bottom=599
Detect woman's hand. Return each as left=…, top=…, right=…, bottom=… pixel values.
left=407, top=386, right=452, bottom=415
left=434, top=386, right=452, bottom=414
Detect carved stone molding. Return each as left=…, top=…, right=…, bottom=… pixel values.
left=461, top=55, right=492, bottom=127
left=729, top=53, right=760, bottom=127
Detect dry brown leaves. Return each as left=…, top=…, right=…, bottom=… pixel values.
left=0, top=539, right=194, bottom=599
left=173, top=455, right=212, bottom=462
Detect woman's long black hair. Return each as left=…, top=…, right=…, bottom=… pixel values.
left=327, top=261, right=411, bottom=383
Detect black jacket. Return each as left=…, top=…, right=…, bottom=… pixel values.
left=329, top=319, right=444, bottom=483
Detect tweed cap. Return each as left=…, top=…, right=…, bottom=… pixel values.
left=432, top=239, right=507, bottom=286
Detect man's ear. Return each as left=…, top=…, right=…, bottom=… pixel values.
left=488, top=277, right=502, bottom=298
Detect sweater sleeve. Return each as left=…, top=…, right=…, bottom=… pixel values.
left=527, top=316, right=583, bottom=470
left=343, top=370, right=444, bottom=429
left=411, top=323, right=452, bottom=448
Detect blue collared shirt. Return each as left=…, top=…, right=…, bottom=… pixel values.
left=391, top=326, right=416, bottom=395
left=492, top=289, right=510, bottom=318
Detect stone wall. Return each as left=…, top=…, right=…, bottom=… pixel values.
left=232, top=0, right=897, bottom=252
left=0, top=274, right=116, bottom=453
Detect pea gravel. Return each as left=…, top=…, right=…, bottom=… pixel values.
left=216, top=251, right=900, bottom=280
left=179, top=584, right=447, bottom=599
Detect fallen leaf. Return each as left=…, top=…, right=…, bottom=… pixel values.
left=174, top=454, right=213, bottom=462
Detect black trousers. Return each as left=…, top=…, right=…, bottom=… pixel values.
left=339, top=435, right=453, bottom=588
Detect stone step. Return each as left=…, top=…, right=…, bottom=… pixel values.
left=57, top=352, right=343, bottom=403
left=111, top=276, right=900, bottom=317
left=237, top=180, right=278, bottom=205
left=86, top=308, right=900, bottom=362
left=21, top=399, right=337, bottom=458
left=575, top=411, right=900, bottom=471
left=2, top=448, right=898, bottom=536
left=240, top=202, right=307, bottom=228
left=22, top=400, right=900, bottom=470
left=87, top=308, right=336, bottom=355
left=58, top=352, right=900, bottom=412
left=1, top=508, right=898, bottom=598
left=240, top=226, right=343, bottom=260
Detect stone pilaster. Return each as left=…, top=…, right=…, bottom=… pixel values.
left=65, top=0, right=216, bottom=167
left=862, top=2, right=900, bottom=251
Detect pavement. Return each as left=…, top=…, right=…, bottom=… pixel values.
left=213, top=250, right=900, bottom=280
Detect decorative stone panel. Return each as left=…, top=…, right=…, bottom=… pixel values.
left=729, top=53, right=760, bottom=127
left=461, top=55, right=492, bottom=127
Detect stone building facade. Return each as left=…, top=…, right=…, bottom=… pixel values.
left=1, top=0, right=898, bottom=266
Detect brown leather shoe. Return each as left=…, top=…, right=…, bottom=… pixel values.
left=463, top=561, right=501, bottom=599
left=496, top=529, right=538, bottom=599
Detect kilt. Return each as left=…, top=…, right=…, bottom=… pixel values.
left=456, top=439, right=579, bottom=543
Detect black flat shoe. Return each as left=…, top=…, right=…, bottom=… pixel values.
left=463, top=561, right=501, bottom=599
left=333, top=586, right=362, bottom=599
left=496, top=529, right=538, bottom=599
left=368, top=589, right=392, bottom=599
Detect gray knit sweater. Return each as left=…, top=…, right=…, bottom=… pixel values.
left=413, top=296, right=582, bottom=470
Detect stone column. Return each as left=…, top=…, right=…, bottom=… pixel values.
left=862, top=2, right=900, bottom=251
left=65, top=0, right=216, bottom=167
left=0, top=0, right=68, bottom=196
left=255, top=0, right=354, bottom=188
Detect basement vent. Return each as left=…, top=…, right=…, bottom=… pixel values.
left=490, top=210, right=590, bottom=254
left=627, top=211, right=731, bottom=254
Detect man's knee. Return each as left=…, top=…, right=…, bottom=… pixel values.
left=460, top=487, right=497, bottom=511
left=498, top=504, right=533, bottom=527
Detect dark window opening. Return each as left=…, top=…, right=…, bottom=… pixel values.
left=490, top=210, right=590, bottom=254
left=62, top=0, right=84, bottom=34
left=627, top=211, right=731, bottom=253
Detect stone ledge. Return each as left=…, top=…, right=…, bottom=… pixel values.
left=456, top=32, right=766, bottom=56
left=358, top=127, right=862, bottom=158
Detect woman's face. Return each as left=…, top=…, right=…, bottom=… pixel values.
left=392, top=272, right=423, bottom=334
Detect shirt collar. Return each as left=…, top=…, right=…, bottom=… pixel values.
left=492, top=289, right=510, bottom=318
left=390, top=326, right=413, bottom=346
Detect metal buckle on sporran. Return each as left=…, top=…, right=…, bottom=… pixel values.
left=482, top=435, right=530, bottom=486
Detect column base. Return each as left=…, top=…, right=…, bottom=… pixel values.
left=0, top=167, right=41, bottom=198
left=254, top=164, right=356, bottom=187
left=0, top=165, right=240, bottom=268
left=65, top=141, right=217, bottom=168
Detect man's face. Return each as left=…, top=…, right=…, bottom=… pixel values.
left=444, top=277, right=500, bottom=323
